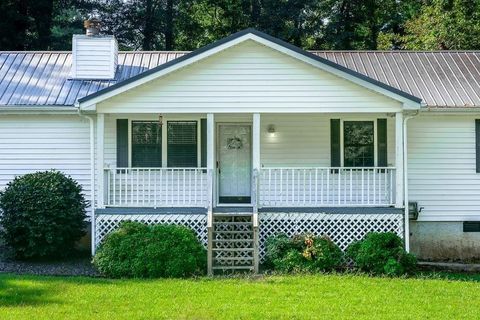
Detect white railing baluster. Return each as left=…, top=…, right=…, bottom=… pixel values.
left=256, top=167, right=395, bottom=208
left=104, top=166, right=395, bottom=209
left=326, top=169, right=330, bottom=205
left=154, top=169, right=157, bottom=208
left=183, top=169, right=186, bottom=205
left=113, top=170, right=116, bottom=206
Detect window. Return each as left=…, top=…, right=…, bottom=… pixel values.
left=131, top=121, right=162, bottom=167
left=167, top=121, right=198, bottom=167
left=343, top=121, right=374, bottom=167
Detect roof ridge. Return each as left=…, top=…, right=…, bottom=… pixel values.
left=310, top=50, right=480, bottom=53
left=2, top=50, right=480, bottom=54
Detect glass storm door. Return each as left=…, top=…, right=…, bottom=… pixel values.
left=218, top=124, right=252, bottom=204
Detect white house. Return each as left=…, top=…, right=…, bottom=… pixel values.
left=1, top=24, right=480, bottom=273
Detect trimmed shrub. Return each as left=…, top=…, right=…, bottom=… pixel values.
left=0, top=170, right=87, bottom=259
left=265, top=233, right=343, bottom=273
left=93, top=221, right=207, bottom=278
left=346, top=232, right=417, bottom=276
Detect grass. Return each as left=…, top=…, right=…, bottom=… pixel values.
left=1, top=273, right=480, bottom=319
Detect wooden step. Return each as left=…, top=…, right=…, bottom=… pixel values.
left=214, top=257, right=254, bottom=261
left=213, top=230, right=254, bottom=234
left=212, top=239, right=254, bottom=243
left=212, top=266, right=254, bottom=271
left=213, top=213, right=253, bottom=217
left=212, top=248, right=254, bottom=252
left=213, top=222, right=252, bottom=226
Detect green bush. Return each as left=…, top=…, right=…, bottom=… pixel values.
left=93, top=221, right=207, bottom=278
left=346, top=232, right=417, bottom=276
left=265, top=233, right=343, bottom=273
left=0, top=170, right=87, bottom=259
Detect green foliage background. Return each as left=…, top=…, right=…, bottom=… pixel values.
left=2, top=0, right=479, bottom=51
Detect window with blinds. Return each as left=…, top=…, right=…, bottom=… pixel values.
left=131, top=121, right=162, bottom=167
left=343, top=121, right=375, bottom=167
left=167, top=121, right=198, bottom=167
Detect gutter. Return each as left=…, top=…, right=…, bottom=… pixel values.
left=77, top=108, right=96, bottom=256
left=0, top=106, right=78, bottom=114
left=403, top=110, right=419, bottom=252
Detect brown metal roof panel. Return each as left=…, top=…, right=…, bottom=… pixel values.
left=440, top=52, right=477, bottom=106
left=416, top=52, right=455, bottom=106
left=405, top=53, right=439, bottom=106
left=377, top=52, right=408, bottom=93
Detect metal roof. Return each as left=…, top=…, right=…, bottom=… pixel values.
left=1, top=48, right=480, bottom=107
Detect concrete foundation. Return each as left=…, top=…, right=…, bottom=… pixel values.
left=410, top=221, right=480, bottom=262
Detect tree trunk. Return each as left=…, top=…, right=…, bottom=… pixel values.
left=165, top=0, right=174, bottom=50
left=31, top=0, right=54, bottom=50
left=142, top=0, right=155, bottom=50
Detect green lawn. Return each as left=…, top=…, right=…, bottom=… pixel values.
left=1, top=273, right=480, bottom=319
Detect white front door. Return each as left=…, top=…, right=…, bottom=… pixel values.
left=218, top=124, right=252, bottom=204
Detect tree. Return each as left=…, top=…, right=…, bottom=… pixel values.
left=403, top=0, right=480, bottom=50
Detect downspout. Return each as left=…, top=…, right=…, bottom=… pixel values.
left=403, top=110, right=419, bottom=252
left=77, top=107, right=96, bottom=256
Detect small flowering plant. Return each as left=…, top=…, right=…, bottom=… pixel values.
left=265, top=233, right=344, bottom=273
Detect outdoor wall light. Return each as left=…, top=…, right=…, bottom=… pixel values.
left=158, top=115, right=163, bottom=125
left=267, top=124, right=276, bottom=137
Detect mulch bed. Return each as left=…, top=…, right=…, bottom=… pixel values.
left=0, top=245, right=99, bottom=277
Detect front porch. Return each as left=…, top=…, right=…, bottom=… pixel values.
left=93, top=112, right=406, bottom=273
left=96, top=112, right=403, bottom=209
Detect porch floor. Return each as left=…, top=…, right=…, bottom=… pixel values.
left=96, top=206, right=402, bottom=215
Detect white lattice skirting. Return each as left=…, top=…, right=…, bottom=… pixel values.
left=258, top=212, right=404, bottom=261
left=94, top=214, right=208, bottom=249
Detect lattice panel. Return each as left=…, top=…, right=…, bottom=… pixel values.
left=94, top=214, right=208, bottom=249
left=258, top=212, right=403, bottom=261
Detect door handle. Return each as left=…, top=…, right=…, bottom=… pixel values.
left=217, top=161, right=220, bottom=174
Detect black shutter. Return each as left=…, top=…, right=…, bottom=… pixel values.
left=330, top=119, right=341, bottom=167
left=167, top=121, right=198, bottom=167
left=377, top=119, right=388, bottom=167
left=476, top=119, right=480, bottom=173
left=116, top=119, right=129, bottom=167
left=201, top=118, right=207, bottom=168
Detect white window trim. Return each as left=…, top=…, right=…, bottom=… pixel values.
left=340, top=118, right=378, bottom=167
left=127, top=115, right=203, bottom=168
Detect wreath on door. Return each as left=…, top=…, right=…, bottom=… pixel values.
left=227, top=136, right=243, bottom=149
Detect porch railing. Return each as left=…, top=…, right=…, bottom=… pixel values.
left=258, top=167, right=396, bottom=207
left=104, top=168, right=211, bottom=207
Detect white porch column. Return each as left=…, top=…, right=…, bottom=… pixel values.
left=252, top=113, right=261, bottom=274
left=206, top=113, right=215, bottom=212
left=206, top=113, right=215, bottom=276
left=395, top=112, right=404, bottom=208
left=252, top=113, right=261, bottom=205
left=96, top=113, right=105, bottom=209
left=252, top=114, right=261, bottom=171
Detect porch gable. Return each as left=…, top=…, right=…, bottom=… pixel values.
left=78, top=29, right=422, bottom=112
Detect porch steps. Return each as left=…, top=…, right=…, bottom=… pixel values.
left=209, top=213, right=258, bottom=274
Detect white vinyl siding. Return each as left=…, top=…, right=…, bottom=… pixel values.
left=98, top=40, right=403, bottom=114
left=104, top=113, right=395, bottom=168
left=0, top=114, right=92, bottom=213
left=408, top=114, right=480, bottom=221
left=260, top=114, right=396, bottom=167
left=72, top=35, right=117, bottom=80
